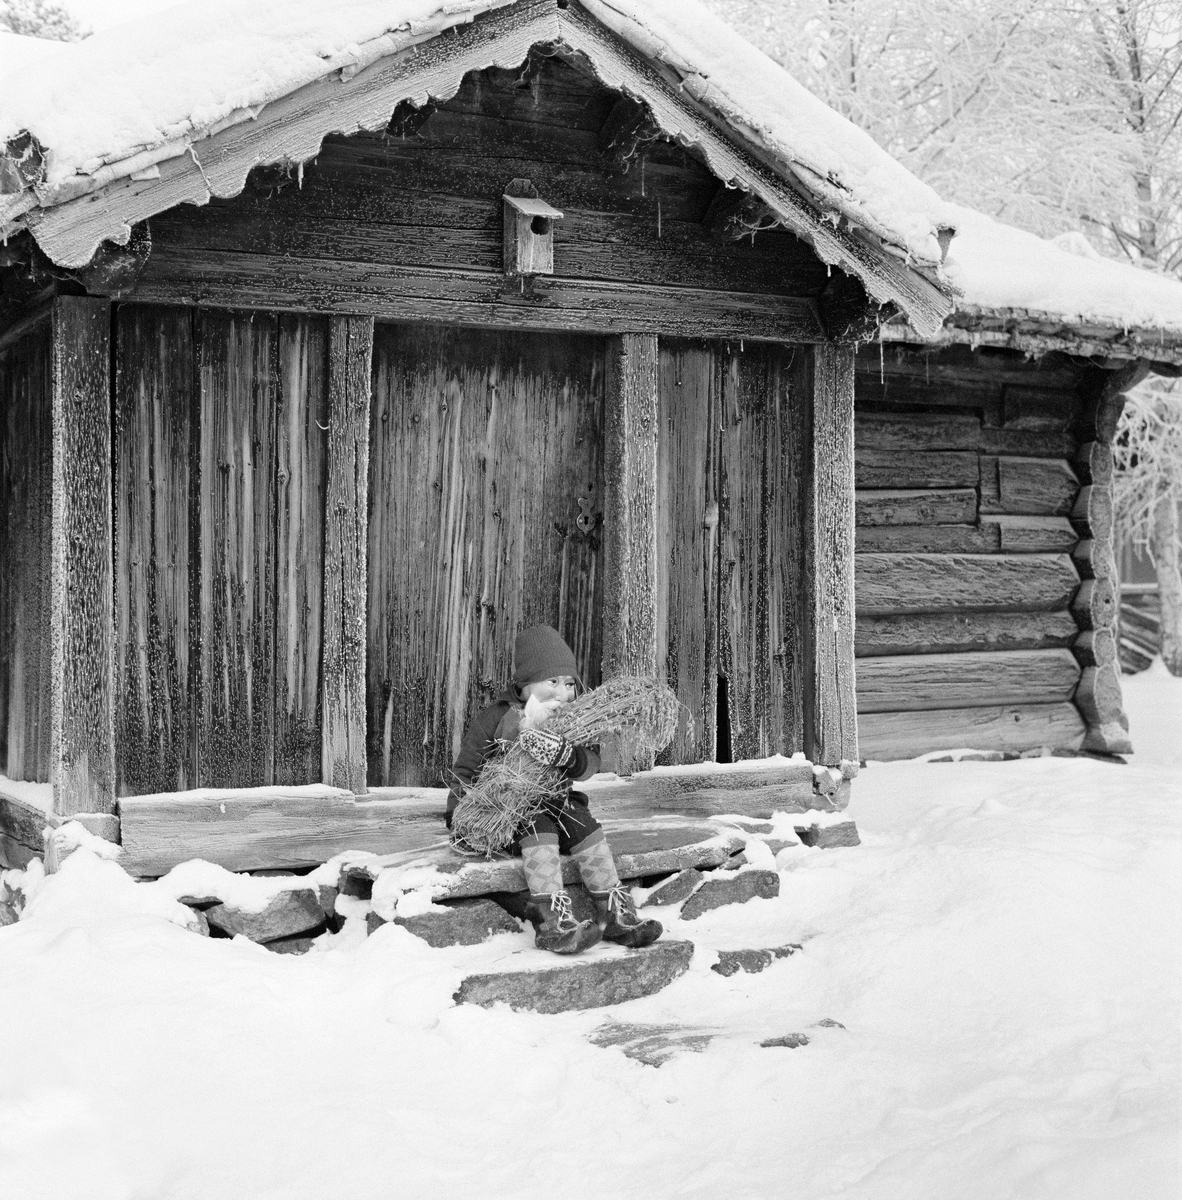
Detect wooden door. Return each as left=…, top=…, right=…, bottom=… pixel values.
left=368, top=324, right=605, bottom=788
left=657, top=339, right=809, bottom=765
left=114, top=305, right=328, bottom=795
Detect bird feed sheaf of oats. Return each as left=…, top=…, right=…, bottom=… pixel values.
left=450, top=676, right=682, bottom=856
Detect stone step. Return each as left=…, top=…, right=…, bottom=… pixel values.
left=454, top=939, right=695, bottom=1013
left=588, top=1021, right=717, bottom=1066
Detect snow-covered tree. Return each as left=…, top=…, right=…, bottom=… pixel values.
left=704, top=0, right=1182, bottom=273
left=1113, top=379, right=1182, bottom=673
left=0, top=0, right=88, bottom=41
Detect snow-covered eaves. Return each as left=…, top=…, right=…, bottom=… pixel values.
left=0, top=0, right=957, bottom=337
left=883, top=206, right=1182, bottom=369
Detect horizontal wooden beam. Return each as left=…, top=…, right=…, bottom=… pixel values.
left=855, top=553, right=1079, bottom=616
left=857, top=524, right=996, bottom=554
left=117, top=789, right=448, bottom=877
left=855, top=610, right=1078, bottom=657
left=855, top=488, right=977, bottom=527
left=857, top=702, right=1085, bottom=760
left=980, top=455, right=1079, bottom=516
left=117, top=758, right=825, bottom=876
left=130, top=248, right=826, bottom=342
left=855, top=448, right=979, bottom=490
left=855, top=649, right=1080, bottom=713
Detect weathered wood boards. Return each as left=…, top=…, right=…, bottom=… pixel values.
left=810, top=344, right=858, bottom=765
left=850, top=344, right=1128, bottom=758
left=321, top=316, right=373, bottom=793
left=366, top=323, right=605, bottom=788
left=855, top=649, right=1080, bottom=712
left=119, top=789, right=447, bottom=876
left=856, top=553, right=1079, bottom=616
left=655, top=340, right=809, bottom=765
left=602, top=334, right=658, bottom=775
left=131, top=46, right=833, bottom=344
left=51, top=297, right=115, bottom=817
left=114, top=305, right=331, bottom=795
left=858, top=702, right=1085, bottom=760
left=0, top=317, right=53, bottom=785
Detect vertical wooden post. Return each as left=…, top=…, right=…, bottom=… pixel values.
left=50, top=296, right=116, bottom=820
left=321, top=315, right=374, bottom=793
left=602, top=334, right=659, bottom=773
left=807, top=343, right=858, bottom=767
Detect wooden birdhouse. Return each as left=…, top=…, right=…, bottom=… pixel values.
left=503, top=189, right=564, bottom=277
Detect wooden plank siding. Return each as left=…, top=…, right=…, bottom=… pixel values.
left=0, top=319, right=54, bottom=783
left=655, top=340, right=809, bottom=767
left=130, top=54, right=830, bottom=342
left=114, top=304, right=329, bottom=794
left=365, top=323, right=605, bottom=788
left=853, top=343, right=1092, bottom=759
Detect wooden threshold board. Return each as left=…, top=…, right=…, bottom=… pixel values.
left=117, top=760, right=826, bottom=877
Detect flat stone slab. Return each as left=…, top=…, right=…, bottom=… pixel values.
left=761, top=1032, right=810, bottom=1049
left=680, top=869, right=780, bottom=920
left=454, top=939, right=694, bottom=1013
left=341, top=821, right=743, bottom=901
left=589, top=1021, right=715, bottom=1066
left=395, top=898, right=522, bottom=948
left=644, top=869, right=701, bottom=906
left=204, top=888, right=324, bottom=942
left=712, top=943, right=800, bottom=977
left=795, top=820, right=860, bottom=848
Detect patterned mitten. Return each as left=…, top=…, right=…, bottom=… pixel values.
left=518, top=728, right=576, bottom=770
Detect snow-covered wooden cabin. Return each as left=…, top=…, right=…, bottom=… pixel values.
left=853, top=206, right=1182, bottom=761
left=0, top=0, right=961, bottom=871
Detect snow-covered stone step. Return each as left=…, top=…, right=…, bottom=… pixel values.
left=454, top=939, right=695, bottom=1013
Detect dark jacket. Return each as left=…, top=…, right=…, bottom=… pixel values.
left=446, top=688, right=600, bottom=827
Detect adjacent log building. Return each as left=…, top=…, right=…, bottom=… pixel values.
left=1, top=0, right=1178, bottom=872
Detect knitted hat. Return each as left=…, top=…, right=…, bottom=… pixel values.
left=512, top=624, right=583, bottom=693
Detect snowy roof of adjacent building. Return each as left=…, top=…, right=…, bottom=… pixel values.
left=879, top=204, right=1182, bottom=364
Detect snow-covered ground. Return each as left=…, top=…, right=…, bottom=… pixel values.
left=1, top=671, right=1178, bottom=1200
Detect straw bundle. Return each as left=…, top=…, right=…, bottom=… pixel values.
left=450, top=675, right=680, bottom=856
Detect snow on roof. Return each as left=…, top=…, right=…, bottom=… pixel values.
left=0, top=0, right=955, bottom=270
left=942, top=204, right=1182, bottom=338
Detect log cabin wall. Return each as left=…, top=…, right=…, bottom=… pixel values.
left=0, top=321, right=54, bottom=783
left=852, top=342, right=1120, bottom=759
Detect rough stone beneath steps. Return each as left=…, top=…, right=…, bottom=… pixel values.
left=395, top=898, right=522, bottom=948
left=644, top=869, right=701, bottom=906
left=711, top=943, right=800, bottom=977
left=203, top=888, right=323, bottom=942
left=264, top=931, right=320, bottom=955
left=0, top=897, right=18, bottom=927
left=761, top=1032, right=810, bottom=1049
left=795, top=820, right=860, bottom=849
left=761, top=1018, right=846, bottom=1049
left=454, top=939, right=695, bottom=1014
left=588, top=1021, right=716, bottom=1066
left=679, top=870, right=780, bottom=920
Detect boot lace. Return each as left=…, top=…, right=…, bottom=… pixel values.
left=550, top=891, right=577, bottom=930
left=605, top=885, right=640, bottom=926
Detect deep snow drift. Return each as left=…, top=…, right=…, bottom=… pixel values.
left=1, top=668, right=1178, bottom=1200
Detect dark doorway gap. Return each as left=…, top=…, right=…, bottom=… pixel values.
left=716, top=674, right=732, bottom=763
